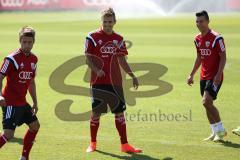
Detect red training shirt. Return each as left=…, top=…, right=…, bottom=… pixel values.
left=85, top=29, right=128, bottom=86
left=0, top=48, right=38, bottom=106
left=194, top=29, right=226, bottom=80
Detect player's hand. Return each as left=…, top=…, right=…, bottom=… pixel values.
left=32, top=103, right=38, bottom=116
left=96, top=70, right=105, bottom=77
left=187, top=75, right=194, bottom=86
left=213, top=73, right=221, bottom=86
left=132, top=76, right=139, bottom=90
left=0, top=96, right=6, bottom=107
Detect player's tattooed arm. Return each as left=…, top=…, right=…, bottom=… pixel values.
left=187, top=52, right=201, bottom=86
left=0, top=74, right=6, bottom=106
left=85, top=52, right=105, bottom=77
left=214, top=51, right=226, bottom=85
left=118, top=56, right=139, bottom=89
left=28, top=79, right=38, bottom=115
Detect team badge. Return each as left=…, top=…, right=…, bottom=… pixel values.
left=205, top=41, right=210, bottom=48
left=113, top=40, right=118, bottom=45
left=31, top=63, right=36, bottom=70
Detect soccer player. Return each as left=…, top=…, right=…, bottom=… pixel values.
left=0, top=26, right=40, bottom=160
left=187, top=10, right=227, bottom=142
left=84, top=8, right=142, bottom=153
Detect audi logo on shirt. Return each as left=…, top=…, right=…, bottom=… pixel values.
left=100, top=42, right=117, bottom=54
left=19, top=71, right=33, bottom=80
left=200, top=49, right=212, bottom=56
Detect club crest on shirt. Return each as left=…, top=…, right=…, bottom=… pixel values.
left=205, top=41, right=210, bottom=48
left=31, top=63, right=36, bottom=70
left=113, top=40, right=118, bottom=45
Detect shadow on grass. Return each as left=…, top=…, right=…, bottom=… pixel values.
left=95, top=150, right=173, bottom=160
left=9, top=137, right=23, bottom=145
left=218, top=140, right=240, bottom=148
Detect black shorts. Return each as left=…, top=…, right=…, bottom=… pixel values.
left=200, top=80, right=222, bottom=100
left=91, top=84, right=126, bottom=113
left=2, top=104, right=38, bottom=130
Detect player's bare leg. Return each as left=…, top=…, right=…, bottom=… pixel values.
left=115, top=112, right=142, bottom=153
left=202, top=92, right=221, bottom=123
left=20, top=120, right=40, bottom=160
left=86, top=112, right=101, bottom=153
left=0, top=129, right=15, bottom=148
left=202, top=91, right=226, bottom=142
left=202, top=96, right=218, bottom=141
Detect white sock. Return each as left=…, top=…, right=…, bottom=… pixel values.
left=210, top=123, right=218, bottom=134
left=216, top=121, right=225, bottom=132
left=19, top=156, right=26, bottom=160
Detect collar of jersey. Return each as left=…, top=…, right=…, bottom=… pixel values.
left=201, top=29, right=211, bottom=39
left=19, top=48, right=31, bottom=57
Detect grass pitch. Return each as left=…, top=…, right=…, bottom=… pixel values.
left=0, top=12, right=240, bottom=160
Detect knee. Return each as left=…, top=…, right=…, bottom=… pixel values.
left=202, top=98, right=212, bottom=108
left=3, top=131, right=14, bottom=141
left=115, top=112, right=124, bottom=117
left=92, top=112, right=101, bottom=119
left=29, top=121, right=40, bottom=132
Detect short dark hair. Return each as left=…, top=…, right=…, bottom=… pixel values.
left=196, top=10, right=209, bottom=21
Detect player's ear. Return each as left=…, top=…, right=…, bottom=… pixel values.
left=112, top=19, right=116, bottom=25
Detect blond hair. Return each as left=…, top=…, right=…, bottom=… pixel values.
left=101, top=7, right=116, bottom=22
left=19, top=26, right=36, bottom=42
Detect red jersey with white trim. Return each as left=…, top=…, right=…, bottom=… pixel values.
left=85, top=29, right=128, bottom=86
left=0, top=49, right=38, bottom=106
left=194, top=29, right=226, bottom=80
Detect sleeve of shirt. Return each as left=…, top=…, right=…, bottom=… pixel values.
left=0, top=58, right=14, bottom=76
left=116, top=39, right=128, bottom=57
left=85, top=36, right=96, bottom=55
left=194, top=39, right=200, bottom=55
left=215, top=37, right=226, bottom=54
left=33, top=63, right=37, bottom=78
